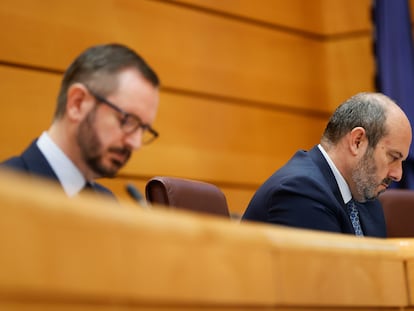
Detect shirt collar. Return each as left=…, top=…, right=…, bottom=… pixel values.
left=317, top=144, right=352, bottom=204
left=36, top=131, right=87, bottom=197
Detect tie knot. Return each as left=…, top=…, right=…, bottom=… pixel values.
left=346, top=199, right=357, bottom=212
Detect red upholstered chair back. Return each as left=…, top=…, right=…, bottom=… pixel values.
left=378, top=189, right=414, bottom=238
left=145, top=176, right=230, bottom=218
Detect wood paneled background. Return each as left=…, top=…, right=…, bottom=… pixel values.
left=0, top=0, right=391, bottom=214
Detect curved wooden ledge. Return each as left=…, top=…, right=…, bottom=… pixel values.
left=0, top=169, right=409, bottom=309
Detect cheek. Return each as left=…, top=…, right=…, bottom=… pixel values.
left=101, top=130, right=123, bottom=149
left=374, top=156, right=390, bottom=177
left=93, top=108, right=127, bottom=147
left=94, top=120, right=122, bottom=148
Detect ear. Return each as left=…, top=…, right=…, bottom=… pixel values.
left=349, top=127, right=367, bottom=156
left=66, top=83, right=93, bottom=121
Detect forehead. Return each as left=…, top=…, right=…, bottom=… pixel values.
left=378, top=112, right=412, bottom=159
left=109, top=69, right=159, bottom=123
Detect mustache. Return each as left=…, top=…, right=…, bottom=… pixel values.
left=381, top=177, right=393, bottom=187
left=108, top=147, right=132, bottom=159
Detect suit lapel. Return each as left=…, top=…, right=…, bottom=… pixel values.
left=308, top=146, right=345, bottom=207
left=21, top=140, right=59, bottom=181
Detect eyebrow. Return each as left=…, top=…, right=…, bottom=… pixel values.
left=390, top=150, right=404, bottom=160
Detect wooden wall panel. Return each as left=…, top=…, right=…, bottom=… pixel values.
left=410, top=0, right=414, bottom=21
left=0, top=65, right=326, bottom=213
left=0, top=0, right=376, bottom=215
left=0, top=67, right=57, bottom=156
left=0, top=0, right=329, bottom=112
left=323, top=36, right=375, bottom=108
left=124, top=91, right=327, bottom=185
left=0, top=66, right=327, bottom=182
left=174, top=0, right=372, bottom=36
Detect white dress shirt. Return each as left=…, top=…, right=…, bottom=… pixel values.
left=317, top=144, right=352, bottom=204
left=36, top=131, right=87, bottom=197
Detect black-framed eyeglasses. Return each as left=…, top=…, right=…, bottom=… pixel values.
left=86, top=87, right=159, bottom=145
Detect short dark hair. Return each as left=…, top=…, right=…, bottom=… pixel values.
left=54, top=43, right=159, bottom=119
left=321, top=92, right=390, bottom=149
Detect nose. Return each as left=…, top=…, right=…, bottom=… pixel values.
left=388, top=162, right=403, bottom=182
left=124, top=128, right=143, bottom=150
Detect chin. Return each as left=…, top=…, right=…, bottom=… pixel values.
left=377, top=188, right=387, bottom=196
left=96, top=163, right=120, bottom=178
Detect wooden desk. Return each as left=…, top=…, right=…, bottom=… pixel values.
left=0, top=170, right=408, bottom=310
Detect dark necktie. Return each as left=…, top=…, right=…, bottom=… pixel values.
left=346, top=200, right=364, bottom=236
left=79, top=182, right=95, bottom=195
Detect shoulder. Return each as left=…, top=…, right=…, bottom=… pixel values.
left=0, top=140, right=40, bottom=171
left=243, top=147, right=339, bottom=221
left=265, top=153, right=330, bottom=193
left=0, top=156, right=28, bottom=171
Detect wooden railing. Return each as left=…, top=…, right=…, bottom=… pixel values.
left=0, top=169, right=413, bottom=310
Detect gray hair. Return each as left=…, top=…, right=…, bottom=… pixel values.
left=321, top=92, right=391, bottom=149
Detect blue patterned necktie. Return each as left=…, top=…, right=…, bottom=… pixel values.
left=346, top=199, right=364, bottom=236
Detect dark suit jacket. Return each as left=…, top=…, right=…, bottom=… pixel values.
left=0, top=140, right=115, bottom=198
left=242, top=146, right=386, bottom=238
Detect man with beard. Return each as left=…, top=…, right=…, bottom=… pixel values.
left=0, top=43, right=160, bottom=198
left=242, top=92, right=412, bottom=237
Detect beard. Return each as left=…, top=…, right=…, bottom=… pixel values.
left=77, top=109, right=131, bottom=178
left=351, top=147, right=392, bottom=202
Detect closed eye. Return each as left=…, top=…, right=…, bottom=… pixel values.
left=389, top=152, right=403, bottom=162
